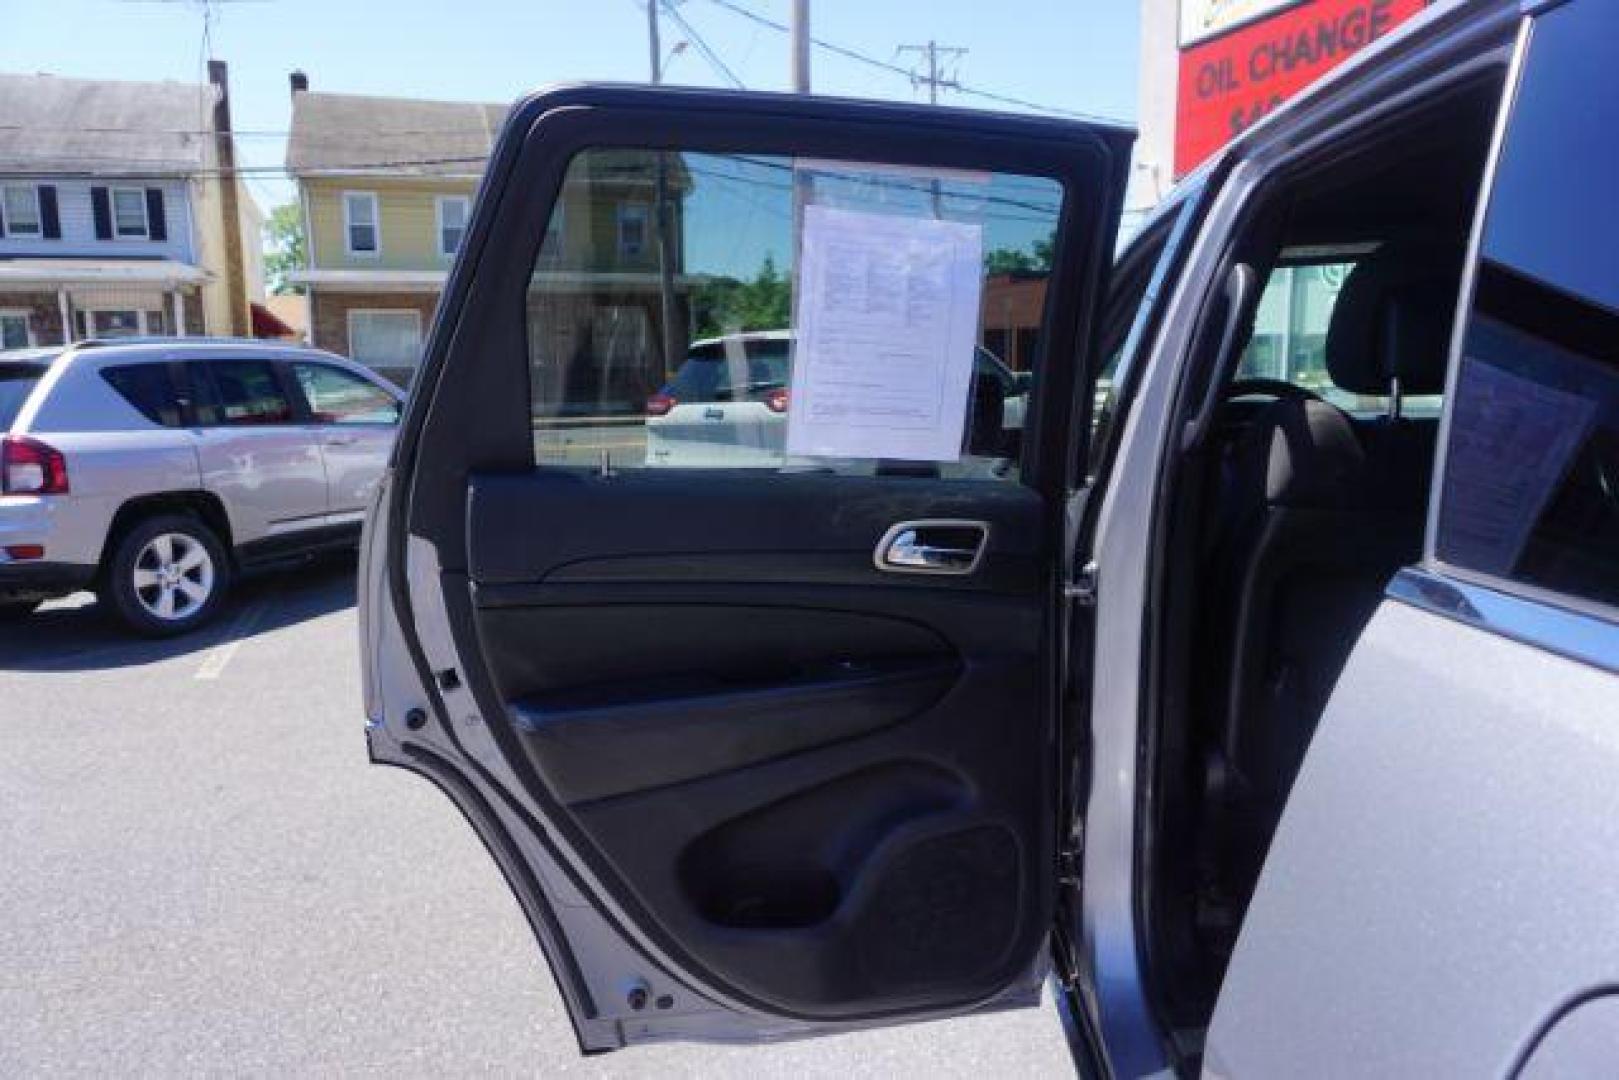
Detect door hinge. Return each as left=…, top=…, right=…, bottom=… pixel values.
left=1064, top=560, right=1098, bottom=606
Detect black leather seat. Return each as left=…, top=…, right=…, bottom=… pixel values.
left=1205, top=241, right=1464, bottom=902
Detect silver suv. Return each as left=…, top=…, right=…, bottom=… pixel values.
left=1, top=339, right=400, bottom=635
left=361, top=2, right=1619, bottom=1074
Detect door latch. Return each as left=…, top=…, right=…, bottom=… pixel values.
left=1064, top=560, right=1098, bottom=606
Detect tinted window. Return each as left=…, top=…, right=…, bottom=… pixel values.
left=0, top=365, right=46, bottom=429
left=291, top=362, right=398, bottom=424
left=1435, top=0, right=1619, bottom=611
left=525, top=148, right=1064, bottom=478
left=102, top=364, right=183, bottom=427
left=663, top=339, right=791, bottom=403
left=194, top=361, right=293, bottom=426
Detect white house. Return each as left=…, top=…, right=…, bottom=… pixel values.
left=0, top=64, right=262, bottom=348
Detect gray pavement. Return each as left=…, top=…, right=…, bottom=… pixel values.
left=0, top=558, right=1072, bottom=1076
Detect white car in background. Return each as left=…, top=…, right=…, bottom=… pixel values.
left=0, top=339, right=401, bottom=635
left=644, top=330, right=1030, bottom=468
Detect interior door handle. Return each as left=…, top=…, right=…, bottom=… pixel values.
left=875, top=520, right=989, bottom=575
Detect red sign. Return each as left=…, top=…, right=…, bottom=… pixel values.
left=1174, top=0, right=1429, bottom=176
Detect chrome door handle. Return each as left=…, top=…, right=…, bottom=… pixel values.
left=875, top=520, right=989, bottom=575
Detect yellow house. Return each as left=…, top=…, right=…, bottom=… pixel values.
left=286, top=76, right=693, bottom=397
left=285, top=76, right=501, bottom=385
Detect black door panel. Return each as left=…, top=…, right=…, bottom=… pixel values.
left=462, top=469, right=1051, bottom=1013
left=467, top=470, right=1044, bottom=590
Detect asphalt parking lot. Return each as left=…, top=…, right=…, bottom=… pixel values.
left=0, top=556, right=1073, bottom=1076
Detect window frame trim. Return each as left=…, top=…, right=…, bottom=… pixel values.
left=109, top=186, right=151, bottom=240
left=1, top=184, right=42, bottom=238
left=342, top=190, right=381, bottom=258
left=435, top=194, right=470, bottom=258
left=346, top=307, right=423, bottom=371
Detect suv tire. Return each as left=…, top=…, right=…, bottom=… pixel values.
left=102, top=513, right=232, bottom=637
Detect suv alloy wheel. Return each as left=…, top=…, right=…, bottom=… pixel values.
left=103, top=513, right=231, bottom=637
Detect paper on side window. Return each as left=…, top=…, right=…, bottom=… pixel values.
left=785, top=204, right=984, bottom=462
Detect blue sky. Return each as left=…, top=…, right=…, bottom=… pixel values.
left=3, top=0, right=1140, bottom=212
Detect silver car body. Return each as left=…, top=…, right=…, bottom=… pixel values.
left=0, top=340, right=400, bottom=596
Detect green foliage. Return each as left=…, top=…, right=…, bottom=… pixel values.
left=690, top=254, right=793, bottom=339
left=984, top=230, right=1056, bottom=275
left=263, top=203, right=307, bottom=295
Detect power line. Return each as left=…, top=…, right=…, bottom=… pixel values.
left=662, top=2, right=747, bottom=89
left=698, top=0, right=1121, bottom=123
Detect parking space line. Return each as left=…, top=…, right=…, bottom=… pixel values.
left=194, top=600, right=270, bottom=681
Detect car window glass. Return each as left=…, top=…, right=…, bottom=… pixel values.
left=102, top=364, right=183, bottom=427
left=1434, top=0, right=1619, bottom=612
left=1237, top=258, right=1442, bottom=416
left=193, top=360, right=294, bottom=426
left=0, top=365, right=46, bottom=429
left=525, top=148, right=1064, bottom=480
left=291, top=362, right=398, bottom=424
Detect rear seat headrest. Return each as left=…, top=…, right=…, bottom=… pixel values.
left=1325, top=241, right=1466, bottom=397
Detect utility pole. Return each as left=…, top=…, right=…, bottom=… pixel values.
left=647, top=0, right=663, bottom=83
left=791, top=0, right=810, bottom=93
left=647, top=1, right=682, bottom=397
left=897, top=41, right=967, bottom=215
left=897, top=40, right=967, bottom=105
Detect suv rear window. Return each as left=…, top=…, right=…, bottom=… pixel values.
left=0, top=364, right=46, bottom=429
left=102, top=364, right=184, bottom=427
left=663, top=339, right=791, bottom=403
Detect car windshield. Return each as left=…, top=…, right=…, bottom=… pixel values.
left=0, top=363, right=48, bottom=429
left=664, top=339, right=791, bottom=403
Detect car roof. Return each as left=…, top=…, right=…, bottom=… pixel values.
left=687, top=330, right=793, bottom=349
left=60, top=338, right=353, bottom=366
left=0, top=346, right=64, bottom=366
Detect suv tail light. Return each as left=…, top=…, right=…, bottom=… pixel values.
left=764, top=388, right=790, bottom=414
left=2, top=436, right=70, bottom=495
left=646, top=392, right=677, bottom=417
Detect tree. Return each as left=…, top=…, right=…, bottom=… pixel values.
left=984, top=229, right=1057, bottom=275
left=689, top=254, right=793, bottom=339
left=263, top=203, right=307, bottom=295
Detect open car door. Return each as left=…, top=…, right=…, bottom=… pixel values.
left=359, top=86, right=1130, bottom=1054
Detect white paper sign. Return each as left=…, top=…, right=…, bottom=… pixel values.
left=785, top=205, right=984, bottom=462
left=1441, top=355, right=1597, bottom=574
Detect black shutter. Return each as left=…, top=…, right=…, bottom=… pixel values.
left=145, top=188, right=167, bottom=241
left=39, top=186, right=60, bottom=239
left=91, top=186, right=112, bottom=239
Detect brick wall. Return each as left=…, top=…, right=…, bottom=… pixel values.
left=309, top=289, right=439, bottom=356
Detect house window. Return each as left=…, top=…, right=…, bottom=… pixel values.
left=0, top=310, right=33, bottom=348
left=616, top=203, right=648, bottom=258
left=437, top=196, right=470, bottom=256
left=348, top=309, right=422, bottom=376
left=76, top=308, right=169, bottom=339
left=2, top=185, right=41, bottom=237
left=344, top=192, right=379, bottom=256
left=111, top=188, right=149, bottom=239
